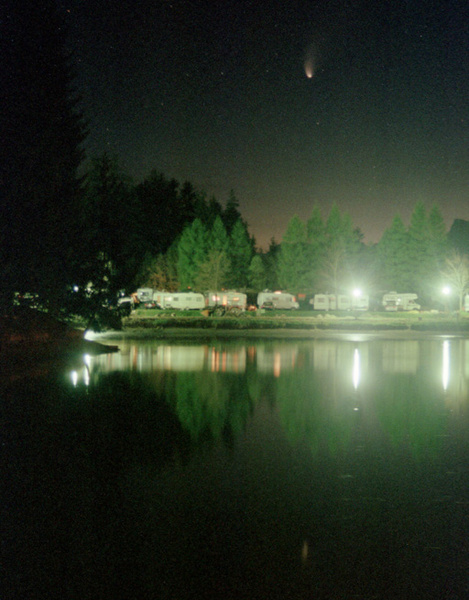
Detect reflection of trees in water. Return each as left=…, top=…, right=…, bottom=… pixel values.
left=169, top=371, right=255, bottom=443
left=4, top=371, right=193, bottom=600
left=372, top=373, right=446, bottom=459
left=275, top=369, right=356, bottom=457
left=274, top=357, right=448, bottom=461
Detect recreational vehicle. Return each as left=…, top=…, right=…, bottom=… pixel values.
left=382, top=292, right=421, bottom=311
left=163, top=292, right=205, bottom=310
left=312, top=293, right=369, bottom=311
left=257, top=291, right=299, bottom=310
left=205, top=291, right=247, bottom=310
left=136, top=287, right=153, bottom=304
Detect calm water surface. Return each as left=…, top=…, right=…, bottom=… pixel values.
left=3, top=334, right=469, bottom=599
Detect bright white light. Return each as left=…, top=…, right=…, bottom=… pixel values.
left=353, top=288, right=362, bottom=298
left=442, top=340, right=450, bottom=391
left=353, top=348, right=360, bottom=390
left=71, top=370, right=78, bottom=387
left=442, top=286, right=451, bottom=296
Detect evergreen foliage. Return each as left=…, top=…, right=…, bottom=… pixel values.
left=376, top=214, right=412, bottom=290
left=249, top=255, right=267, bottom=290
left=177, top=219, right=208, bottom=289
left=278, top=215, right=310, bottom=290
left=228, top=220, right=253, bottom=288
left=0, top=0, right=86, bottom=310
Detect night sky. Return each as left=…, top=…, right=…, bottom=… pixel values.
left=63, top=0, right=469, bottom=248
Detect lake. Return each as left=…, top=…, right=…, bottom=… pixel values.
left=3, top=333, right=469, bottom=599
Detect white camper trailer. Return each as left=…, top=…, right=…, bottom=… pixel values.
left=136, top=288, right=154, bottom=304
left=257, top=291, right=299, bottom=310
left=205, top=291, right=247, bottom=310
left=312, top=293, right=369, bottom=311
left=382, top=292, right=420, bottom=311
left=163, top=292, right=205, bottom=310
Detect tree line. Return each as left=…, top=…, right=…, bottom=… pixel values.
left=2, top=1, right=469, bottom=321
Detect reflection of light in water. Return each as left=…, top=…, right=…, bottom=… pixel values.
left=353, top=348, right=360, bottom=390
left=71, top=370, right=78, bottom=387
left=301, top=540, right=309, bottom=564
left=442, top=340, right=450, bottom=391
left=274, top=352, right=281, bottom=378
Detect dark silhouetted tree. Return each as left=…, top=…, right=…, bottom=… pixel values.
left=0, top=0, right=86, bottom=310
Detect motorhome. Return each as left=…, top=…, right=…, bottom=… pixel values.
left=257, top=291, right=299, bottom=310
left=205, top=291, right=247, bottom=310
left=382, top=292, right=421, bottom=311
left=312, top=294, right=369, bottom=311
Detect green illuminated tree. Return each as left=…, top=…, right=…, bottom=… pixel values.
left=306, top=206, right=326, bottom=290
left=228, top=219, right=253, bottom=288
left=177, top=219, right=208, bottom=289
left=319, top=205, right=363, bottom=293
left=195, top=249, right=231, bottom=290
left=249, top=255, right=267, bottom=290
left=377, top=214, right=413, bottom=290
left=278, top=215, right=310, bottom=290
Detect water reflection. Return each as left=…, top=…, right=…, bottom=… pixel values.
left=70, top=336, right=469, bottom=454
left=5, top=335, right=469, bottom=599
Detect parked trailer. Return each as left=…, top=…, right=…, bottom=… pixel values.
left=382, top=292, right=420, bottom=311
left=312, top=294, right=369, bottom=311
left=257, top=291, right=299, bottom=310
left=205, top=291, right=247, bottom=309
left=163, top=292, right=205, bottom=310
left=136, top=287, right=153, bottom=304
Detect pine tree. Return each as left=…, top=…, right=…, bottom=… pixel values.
left=81, top=153, right=141, bottom=294
left=306, top=206, right=326, bottom=290
left=222, top=190, right=243, bottom=235
left=249, top=255, right=267, bottom=290
left=408, top=202, right=435, bottom=297
left=209, top=216, right=230, bottom=253
left=228, top=220, right=253, bottom=288
left=177, top=219, right=208, bottom=289
left=278, top=215, right=310, bottom=291
left=0, top=0, right=86, bottom=309
left=428, top=203, right=448, bottom=270
left=377, top=214, right=413, bottom=290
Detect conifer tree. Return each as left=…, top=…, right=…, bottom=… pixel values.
left=222, top=190, right=243, bottom=235
left=407, top=201, right=436, bottom=296
left=177, top=219, right=208, bottom=289
left=278, top=215, right=309, bottom=291
left=249, top=255, right=267, bottom=290
left=306, top=206, right=326, bottom=290
left=0, top=0, right=86, bottom=309
left=228, top=220, right=253, bottom=288
left=377, top=214, right=413, bottom=290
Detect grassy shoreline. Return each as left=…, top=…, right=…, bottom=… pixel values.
left=115, top=309, right=469, bottom=338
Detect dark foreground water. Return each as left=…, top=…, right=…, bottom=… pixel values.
left=3, top=334, right=469, bottom=599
